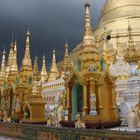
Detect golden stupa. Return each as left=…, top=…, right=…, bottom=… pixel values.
left=71, top=0, right=140, bottom=64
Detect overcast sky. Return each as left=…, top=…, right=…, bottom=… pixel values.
left=0, top=0, right=105, bottom=69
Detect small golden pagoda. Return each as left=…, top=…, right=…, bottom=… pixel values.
left=22, top=76, right=46, bottom=123
left=21, top=51, right=46, bottom=123
left=0, top=30, right=35, bottom=119
left=64, top=0, right=119, bottom=126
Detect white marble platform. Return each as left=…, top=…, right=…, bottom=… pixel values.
left=0, top=136, right=21, bottom=140
left=109, top=127, right=140, bottom=132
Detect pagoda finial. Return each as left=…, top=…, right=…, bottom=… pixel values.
left=26, top=28, right=30, bottom=36
left=64, top=41, right=69, bottom=57
left=48, top=49, right=59, bottom=81
left=83, top=0, right=92, bottom=40
left=41, top=55, right=48, bottom=82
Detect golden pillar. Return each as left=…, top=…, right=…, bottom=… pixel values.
left=66, top=85, right=71, bottom=120
left=111, top=85, right=116, bottom=107
left=83, top=84, right=88, bottom=116
left=13, top=95, right=16, bottom=111
left=97, top=84, right=103, bottom=115
left=89, top=79, right=95, bottom=93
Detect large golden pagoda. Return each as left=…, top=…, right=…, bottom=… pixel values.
left=71, top=0, right=140, bottom=64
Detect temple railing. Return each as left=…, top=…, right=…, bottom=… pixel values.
left=0, top=122, right=139, bottom=140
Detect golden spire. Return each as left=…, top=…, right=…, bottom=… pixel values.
left=64, top=42, right=69, bottom=58
left=124, top=24, right=140, bottom=62
left=63, top=42, right=72, bottom=71
left=10, top=41, right=18, bottom=72
left=41, top=55, right=48, bottom=82
left=83, top=0, right=93, bottom=42
left=48, top=49, right=59, bottom=81
left=8, top=41, right=18, bottom=84
left=84, top=0, right=92, bottom=36
left=7, top=41, right=14, bottom=67
left=21, top=30, right=32, bottom=70
left=0, top=49, right=6, bottom=84
left=6, top=43, right=14, bottom=80
left=20, top=30, right=33, bottom=84
left=33, top=56, right=40, bottom=81
left=79, top=0, right=99, bottom=72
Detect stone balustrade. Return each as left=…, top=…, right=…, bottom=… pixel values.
left=0, top=122, right=139, bottom=140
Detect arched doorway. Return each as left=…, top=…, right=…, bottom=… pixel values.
left=72, top=84, right=83, bottom=120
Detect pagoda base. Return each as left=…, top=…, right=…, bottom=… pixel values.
left=22, top=118, right=47, bottom=124
left=60, top=120, right=120, bottom=129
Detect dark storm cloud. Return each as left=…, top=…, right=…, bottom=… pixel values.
left=0, top=0, right=105, bottom=70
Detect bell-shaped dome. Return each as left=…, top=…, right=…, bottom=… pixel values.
left=94, top=0, right=140, bottom=58
left=99, top=0, right=140, bottom=26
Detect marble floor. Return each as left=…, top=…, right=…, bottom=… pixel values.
left=0, top=136, right=21, bottom=140
left=109, top=127, right=140, bottom=132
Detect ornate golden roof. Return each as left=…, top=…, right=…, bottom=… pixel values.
left=124, top=25, right=140, bottom=62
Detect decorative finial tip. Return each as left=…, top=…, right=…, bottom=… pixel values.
left=85, top=0, right=90, bottom=7
left=43, top=55, right=45, bottom=59
left=2, top=49, right=6, bottom=55
left=53, top=49, right=55, bottom=54
left=26, top=29, right=30, bottom=36
left=14, top=40, right=17, bottom=45
left=35, top=55, right=38, bottom=60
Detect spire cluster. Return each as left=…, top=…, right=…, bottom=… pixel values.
left=124, top=24, right=140, bottom=62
